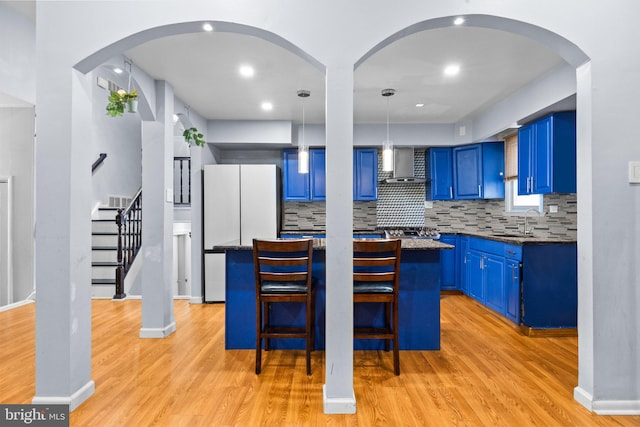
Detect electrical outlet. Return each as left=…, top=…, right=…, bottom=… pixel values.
left=424, top=201, right=433, bottom=209
left=549, top=205, right=558, bottom=214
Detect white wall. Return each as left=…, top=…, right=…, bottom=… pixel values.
left=0, top=107, right=34, bottom=302
left=0, top=3, right=35, bottom=105
left=91, top=69, right=142, bottom=207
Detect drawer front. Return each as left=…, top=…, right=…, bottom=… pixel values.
left=503, top=243, right=522, bottom=260
left=469, top=237, right=522, bottom=260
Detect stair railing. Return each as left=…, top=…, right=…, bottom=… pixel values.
left=114, top=188, right=142, bottom=299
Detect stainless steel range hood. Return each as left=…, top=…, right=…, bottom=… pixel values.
left=385, top=147, right=427, bottom=184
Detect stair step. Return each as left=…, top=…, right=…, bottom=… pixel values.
left=92, top=261, right=117, bottom=267
left=92, top=246, right=117, bottom=251
left=92, top=278, right=116, bottom=285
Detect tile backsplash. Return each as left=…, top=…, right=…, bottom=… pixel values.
left=282, top=201, right=377, bottom=231
left=424, top=193, right=577, bottom=239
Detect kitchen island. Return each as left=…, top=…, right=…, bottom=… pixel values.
left=218, top=238, right=453, bottom=351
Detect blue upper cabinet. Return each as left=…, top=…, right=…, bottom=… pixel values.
left=354, top=148, right=378, bottom=201
left=518, top=111, right=576, bottom=195
left=284, top=147, right=377, bottom=201
left=429, top=148, right=453, bottom=200
left=283, top=148, right=310, bottom=201
left=451, top=142, right=504, bottom=200
left=310, top=149, right=326, bottom=201
left=453, top=144, right=482, bottom=199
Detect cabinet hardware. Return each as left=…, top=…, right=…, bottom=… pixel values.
left=478, top=184, right=481, bottom=196
left=449, top=186, right=453, bottom=199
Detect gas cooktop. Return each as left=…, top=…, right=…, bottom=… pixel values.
left=382, top=227, right=440, bottom=240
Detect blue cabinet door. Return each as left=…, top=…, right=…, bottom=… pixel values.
left=533, top=116, right=552, bottom=194
left=466, top=250, right=483, bottom=302
left=354, top=148, right=378, bottom=201
left=481, top=142, right=505, bottom=199
left=458, top=236, right=469, bottom=292
left=310, top=148, right=326, bottom=201
left=517, top=123, right=534, bottom=195
left=483, top=254, right=505, bottom=315
left=439, top=235, right=458, bottom=290
left=430, top=148, right=453, bottom=200
left=453, top=144, right=482, bottom=199
left=518, top=112, right=576, bottom=195
left=505, top=259, right=521, bottom=324
left=283, top=149, right=309, bottom=201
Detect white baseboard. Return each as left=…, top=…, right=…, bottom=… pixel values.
left=139, top=321, right=176, bottom=338
left=574, top=386, right=640, bottom=415
left=190, top=296, right=203, bottom=304
left=323, top=385, right=356, bottom=414
left=593, top=400, right=640, bottom=415
left=0, top=299, right=34, bottom=313
left=574, top=386, right=593, bottom=411
left=33, top=380, right=95, bottom=412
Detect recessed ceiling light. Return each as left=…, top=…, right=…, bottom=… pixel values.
left=239, top=65, right=255, bottom=78
left=113, top=67, right=123, bottom=74
left=261, top=102, right=273, bottom=111
left=202, top=23, right=213, bottom=32
left=453, top=17, right=465, bottom=26
left=416, top=103, right=424, bottom=108
left=444, top=64, right=460, bottom=76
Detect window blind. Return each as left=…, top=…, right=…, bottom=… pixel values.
left=504, top=133, right=518, bottom=181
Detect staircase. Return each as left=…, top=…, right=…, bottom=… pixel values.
left=91, top=207, right=120, bottom=298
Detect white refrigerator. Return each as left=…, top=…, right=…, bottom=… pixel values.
left=203, top=164, right=280, bottom=302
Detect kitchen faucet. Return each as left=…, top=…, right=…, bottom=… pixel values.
left=523, top=208, right=539, bottom=235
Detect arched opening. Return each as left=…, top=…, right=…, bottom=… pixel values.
left=353, top=12, right=592, bottom=410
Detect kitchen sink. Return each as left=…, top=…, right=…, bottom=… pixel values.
left=492, top=232, right=534, bottom=238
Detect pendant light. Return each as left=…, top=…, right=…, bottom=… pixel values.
left=297, top=89, right=311, bottom=174
left=381, top=88, right=396, bottom=172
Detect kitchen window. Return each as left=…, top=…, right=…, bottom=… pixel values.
left=504, top=134, right=542, bottom=213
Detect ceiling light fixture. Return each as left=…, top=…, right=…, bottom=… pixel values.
left=202, top=23, right=213, bottom=32
left=381, top=88, right=396, bottom=172
left=297, top=89, right=311, bottom=174
left=416, top=103, right=424, bottom=108
left=113, top=67, right=123, bottom=74
left=453, top=17, right=465, bottom=26
left=239, top=65, right=255, bottom=78
left=444, top=64, right=460, bottom=76
left=261, top=102, right=273, bottom=111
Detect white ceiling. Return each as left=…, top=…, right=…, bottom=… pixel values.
left=125, top=24, right=567, bottom=126
left=1, top=1, right=569, bottom=128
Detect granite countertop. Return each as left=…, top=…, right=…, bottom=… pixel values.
left=213, top=237, right=454, bottom=251
left=442, top=230, right=576, bottom=245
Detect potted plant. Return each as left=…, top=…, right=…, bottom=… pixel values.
left=183, top=127, right=206, bottom=147
left=106, top=89, right=138, bottom=117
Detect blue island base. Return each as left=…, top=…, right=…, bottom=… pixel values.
left=224, top=248, right=441, bottom=351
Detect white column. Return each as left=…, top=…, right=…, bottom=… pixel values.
left=33, top=68, right=95, bottom=410
left=323, top=62, right=356, bottom=414
left=189, top=141, right=203, bottom=304
left=140, top=80, right=176, bottom=338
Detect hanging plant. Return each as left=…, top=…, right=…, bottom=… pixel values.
left=183, top=127, right=206, bottom=147
left=106, top=89, right=138, bottom=117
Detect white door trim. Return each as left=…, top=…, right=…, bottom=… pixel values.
left=0, top=177, right=12, bottom=307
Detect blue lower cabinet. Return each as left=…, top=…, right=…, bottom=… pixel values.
left=466, top=251, right=484, bottom=302
left=505, top=259, right=521, bottom=324
left=483, top=254, right=505, bottom=314
left=439, top=235, right=458, bottom=290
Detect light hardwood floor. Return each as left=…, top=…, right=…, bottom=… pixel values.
left=1, top=295, right=639, bottom=426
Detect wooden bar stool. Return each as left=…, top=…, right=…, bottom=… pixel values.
left=253, top=238, right=315, bottom=375
left=353, top=238, right=402, bottom=375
